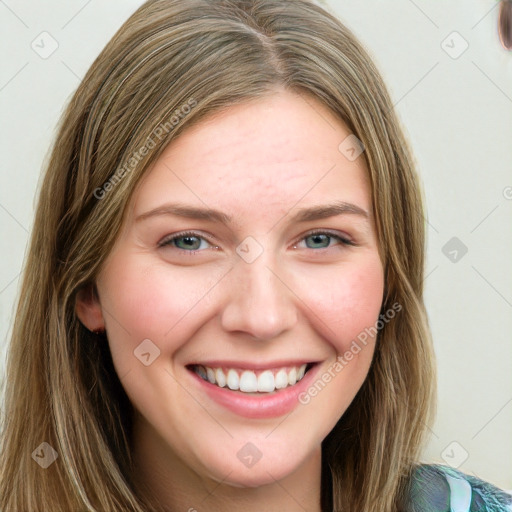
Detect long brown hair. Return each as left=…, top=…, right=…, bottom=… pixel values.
left=0, top=1, right=436, bottom=510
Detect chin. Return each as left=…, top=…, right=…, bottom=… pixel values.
left=213, top=464, right=294, bottom=489
left=200, top=442, right=316, bottom=489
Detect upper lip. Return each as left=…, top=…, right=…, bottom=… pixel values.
left=187, top=360, right=319, bottom=371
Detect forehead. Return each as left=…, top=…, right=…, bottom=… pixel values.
left=131, top=91, right=371, bottom=224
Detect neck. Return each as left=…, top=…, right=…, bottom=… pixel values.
left=131, top=415, right=323, bottom=512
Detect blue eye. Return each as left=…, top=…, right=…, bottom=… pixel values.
left=158, top=232, right=213, bottom=252
left=298, top=231, right=354, bottom=250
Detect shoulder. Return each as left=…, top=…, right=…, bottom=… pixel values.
left=404, top=463, right=512, bottom=511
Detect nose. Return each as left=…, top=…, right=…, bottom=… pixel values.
left=220, top=253, right=298, bottom=341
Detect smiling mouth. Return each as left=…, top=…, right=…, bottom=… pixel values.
left=187, top=363, right=315, bottom=394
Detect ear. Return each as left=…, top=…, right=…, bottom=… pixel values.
left=75, top=284, right=105, bottom=332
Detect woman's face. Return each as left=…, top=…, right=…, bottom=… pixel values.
left=78, top=90, right=384, bottom=489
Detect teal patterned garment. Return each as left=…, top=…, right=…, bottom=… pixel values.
left=406, top=464, right=512, bottom=511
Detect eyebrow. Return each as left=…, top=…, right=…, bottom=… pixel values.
left=135, top=200, right=369, bottom=224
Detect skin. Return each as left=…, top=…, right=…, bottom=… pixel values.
left=76, top=89, right=385, bottom=512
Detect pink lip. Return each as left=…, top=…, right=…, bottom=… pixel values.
left=186, top=362, right=322, bottom=419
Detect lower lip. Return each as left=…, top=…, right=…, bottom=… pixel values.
left=187, top=364, right=321, bottom=419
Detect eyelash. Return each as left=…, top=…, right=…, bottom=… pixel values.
left=157, top=229, right=355, bottom=254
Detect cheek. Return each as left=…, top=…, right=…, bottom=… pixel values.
left=97, top=258, right=225, bottom=354
left=293, top=258, right=384, bottom=422
left=297, top=257, right=384, bottom=355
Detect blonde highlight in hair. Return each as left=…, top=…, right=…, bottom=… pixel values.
left=0, top=1, right=436, bottom=510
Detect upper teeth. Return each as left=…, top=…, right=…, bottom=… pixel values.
left=193, top=364, right=308, bottom=393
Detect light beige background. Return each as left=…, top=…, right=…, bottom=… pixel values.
left=1, top=0, right=511, bottom=491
